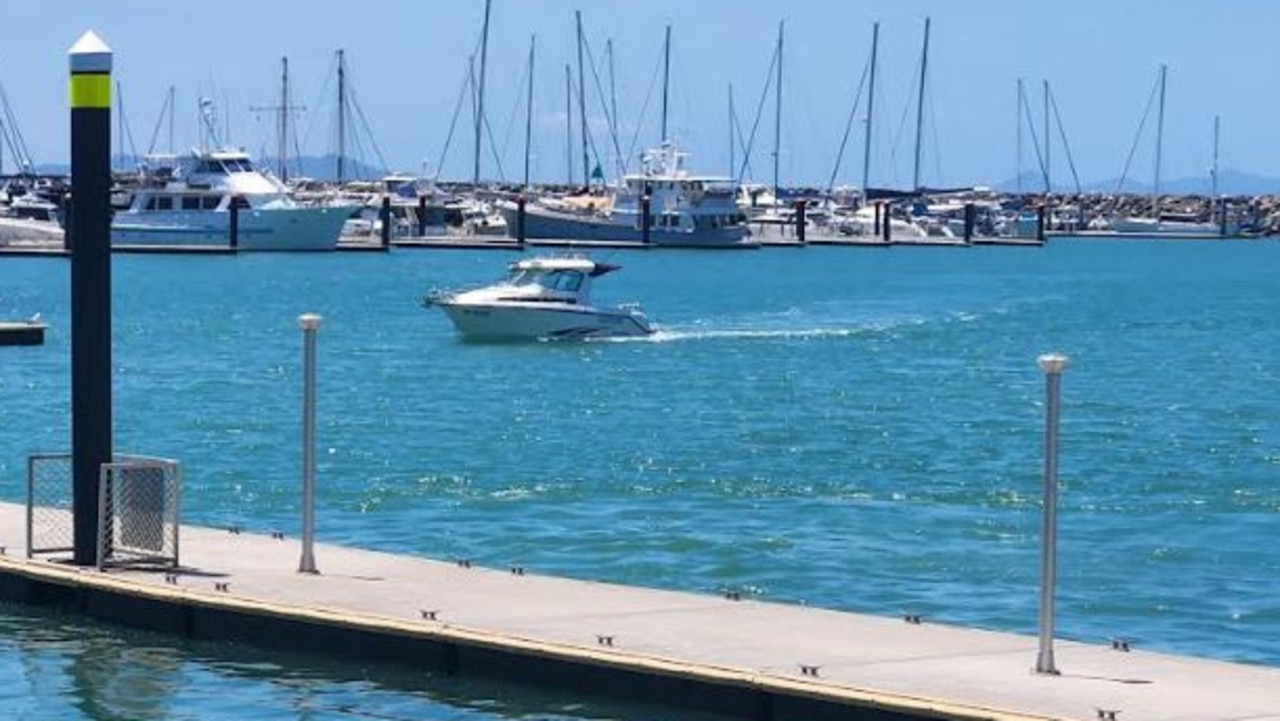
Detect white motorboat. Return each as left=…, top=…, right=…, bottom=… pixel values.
left=112, top=148, right=350, bottom=251
left=424, top=256, right=653, bottom=341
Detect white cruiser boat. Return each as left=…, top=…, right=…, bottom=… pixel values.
left=112, top=149, right=349, bottom=251
left=498, top=143, right=754, bottom=248
left=424, top=256, right=653, bottom=341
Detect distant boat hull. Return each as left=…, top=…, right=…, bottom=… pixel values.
left=1110, top=217, right=1233, bottom=237
left=112, top=205, right=349, bottom=251
left=434, top=301, right=652, bottom=341
left=499, top=204, right=755, bottom=248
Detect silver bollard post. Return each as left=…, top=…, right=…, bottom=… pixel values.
left=1035, top=352, right=1069, bottom=675
left=298, top=313, right=322, bottom=574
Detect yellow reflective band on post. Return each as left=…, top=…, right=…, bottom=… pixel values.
left=69, top=73, right=111, bottom=109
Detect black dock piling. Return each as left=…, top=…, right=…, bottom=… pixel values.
left=882, top=204, right=891, bottom=243
left=516, top=196, right=527, bottom=247
left=873, top=202, right=881, bottom=237
left=963, top=203, right=975, bottom=243
left=795, top=200, right=806, bottom=244
left=416, top=195, right=427, bottom=238
left=641, top=191, right=652, bottom=245
left=228, top=196, right=240, bottom=251
left=63, top=194, right=74, bottom=251
left=1219, top=199, right=1228, bottom=237
left=1036, top=205, right=1046, bottom=242
left=380, top=196, right=391, bottom=249
left=68, top=31, right=114, bottom=567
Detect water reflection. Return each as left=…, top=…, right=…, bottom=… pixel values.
left=0, top=603, right=706, bottom=721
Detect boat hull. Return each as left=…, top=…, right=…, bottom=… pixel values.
left=1110, top=217, right=1233, bottom=236
left=435, top=301, right=652, bottom=341
left=112, top=205, right=349, bottom=251
left=499, top=205, right=755, bottom=248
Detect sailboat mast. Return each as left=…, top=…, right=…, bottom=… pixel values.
left=474, top=0, right=492, bottom=186
left=1211, top=114, right=1220, bottom=199
left=911, top=17, right=930, bottom=192
left=337, top=49, right=346, bottom=183
left=861, top=21, right=879, bottom=198
left=1153, top=64, right=1166, bottom=216
left=607, top=39, right=618, bottom=176
left=1016, top=79, right=1023, bottom=195
left=279, top=56, right=289, bottom=182
left=576, top=11, right=589, bottom=184
left=772, top=20, right=784, bottom=205
left=524, top=35, right=536, bottom=189
left=168, top=86, right=175, bottom=154
left=660, top=24, right=671, bottom=142
left=1043, top=79, right=1050, bottom=193
left=728, top=84, right=735, bottom=178
left=565, top=64, right=574, bottom=186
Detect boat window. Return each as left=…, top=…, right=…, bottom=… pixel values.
left=155, top=196, right=173, bottom=211
left=547, top=271, right=583, bottom=292
left=182, top=196, right=201, bottom=210
left=203, top=196, right=223, bottom=210
left=144, top=197, right=157, bottom=211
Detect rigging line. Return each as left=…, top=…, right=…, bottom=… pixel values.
left=826, top=53, right=870, bottom=193
left=567, top=77, right=605, bottom=182
left=624, top=51, right=664, bottom=169
left=498, top=52, right=531, bottom=169
left=736, top=40, right=779, bottom=186
left=0, top=86, right=34, bottom=171
left=581, top=33, right=627, bottom=177
left=1047, top=86, right=1082, bottom=195
left=118, top=85, right=139, bottom=162
left=435, top=64, right=473, bottom=182
left=144, top=89, right=172, bottom=157
left=1114, top=70, right=1161, bottom=198
left=348, top=84, right=390, bottom=174
left=927, top=73, right=943, bottom=187
left=1018, top=87, right=1048, bottom=191
left=887, top=57, right=918, bottom=190
left=731, top=94, right=754, bottom=180
left=298, top=53, right=338, bottom=154
left=481, top=84, right=507, bottom=182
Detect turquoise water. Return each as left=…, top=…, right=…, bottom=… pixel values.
left=1, top=240, right=1278, bottom=718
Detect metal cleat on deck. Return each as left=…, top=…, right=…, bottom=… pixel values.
left=510, top=566, right=525, bottom=575
left=214, top=582, right=229, bottom=592
left=1109, top=638, right=1133, bottom=652
left=800, top=664, right=821, bottom=677
left=270, top=531, right=285, bottom=540
left=1095, top=708, right=1121, bottom=720
left=455, top=558, right=472, bottom=569
left=903, top=613, right=924, bottom=624
left=596, top=634, right=614, bottom=647
left=723, top=589, right=742, bottom=601
left=164, top=573, right=178, bottom=585
left=420, top=609, right=438, bottom=621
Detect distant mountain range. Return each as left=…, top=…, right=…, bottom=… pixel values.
left=23, top=155, right=1280, bottom=195
left=993, top=168, right=1280, bottom=196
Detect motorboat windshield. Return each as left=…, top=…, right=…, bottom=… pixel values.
left=505, top=267, right=585, bottom=293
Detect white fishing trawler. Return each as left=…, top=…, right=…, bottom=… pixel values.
left=499, top=143, right=754, bottom=248
left=112, top=148, right=349, bottom=251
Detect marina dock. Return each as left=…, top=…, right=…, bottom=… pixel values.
left=1, top=501, right=1275, bottom=721
left=0, top=321, right=45, bottom=345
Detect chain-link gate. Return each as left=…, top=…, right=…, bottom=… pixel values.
left=26, top=453, right=74, bottom=561
left=97, top=456, right=181, bottom=570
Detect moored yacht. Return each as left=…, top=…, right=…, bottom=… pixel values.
left=424, top=255, right=653, bottom=341
left=112, top=149, right=349, bottom=251
left=498, top=143, right=755, bottom=248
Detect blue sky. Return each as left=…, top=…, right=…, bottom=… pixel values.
left=1, top=1, right=1277, bottom=187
